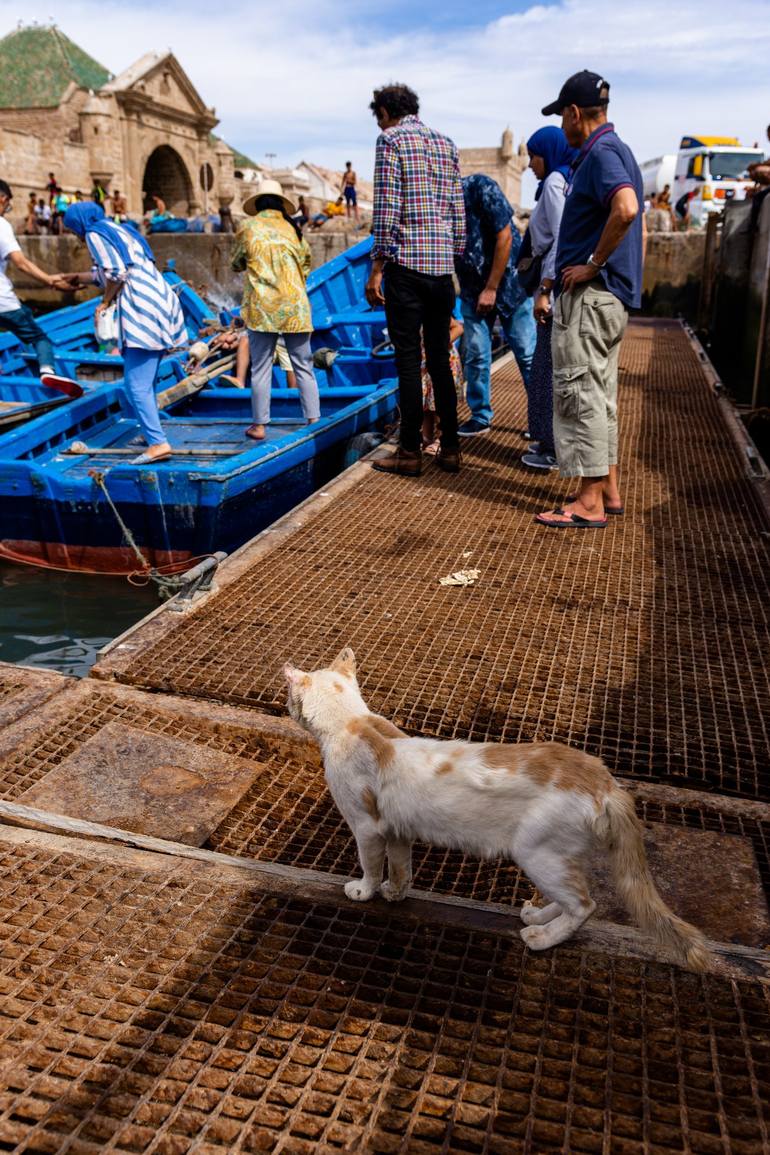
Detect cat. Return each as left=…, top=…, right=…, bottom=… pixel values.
left=283, top=647, right=710, bottom=972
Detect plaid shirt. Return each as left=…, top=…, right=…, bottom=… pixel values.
left=372, top=115, right=466, bottom=276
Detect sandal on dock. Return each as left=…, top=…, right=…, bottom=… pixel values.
left=535, top=508, right=607, bottom=529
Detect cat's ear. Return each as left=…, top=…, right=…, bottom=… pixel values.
left=283, top=663, right=306, bottom=685
left=330, top=647, right=356, bottom=678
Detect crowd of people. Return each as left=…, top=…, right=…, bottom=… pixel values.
left=3, top=81, right=765, bottom=494
left=21, top=173, right=129, bottom=236
left=365, top=72, right=644, bottom=529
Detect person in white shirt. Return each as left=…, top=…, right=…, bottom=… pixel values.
left=34, top=198, right=52, bottom=234
left=0, top=179, right=70, bottom=378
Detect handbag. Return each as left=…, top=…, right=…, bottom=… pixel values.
left=95, top=303, right=118, bottom=343
left=516, top=228, right=543, bottom=297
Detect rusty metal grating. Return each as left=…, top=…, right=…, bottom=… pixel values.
left=3, top=685, right=770, bottom=923
left=1, top=839, right=769, bottom=1154
left=0, top=664, right=69, bottom=730
left=0, top=679, right=26, bottom=706
left=0, top=685, right=532, bottom=911
left=101, top=322, right=770, bottom=802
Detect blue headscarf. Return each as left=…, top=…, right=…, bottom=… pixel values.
left=62, top=202, right=155, bottom=265
left=526, top=127, right=578, bottom=200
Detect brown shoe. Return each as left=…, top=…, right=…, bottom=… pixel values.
left=371, top=447, right=422, bottom=477
left=436, top=447, right=461, bottom=473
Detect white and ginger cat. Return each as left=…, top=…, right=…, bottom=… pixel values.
left=284, top=648, right=710, bottom=972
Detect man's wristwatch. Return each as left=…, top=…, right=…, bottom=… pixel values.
left=537, top=284, right=551, bottom=296
left=587, top=252, right=606, bottom=270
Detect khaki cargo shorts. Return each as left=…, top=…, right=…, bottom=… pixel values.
left=551, top=283, right=628, bottom=477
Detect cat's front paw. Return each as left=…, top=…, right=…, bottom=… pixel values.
left=381, top=879, right=409, bottom=903
left=345, top=879, right=377, bottom=902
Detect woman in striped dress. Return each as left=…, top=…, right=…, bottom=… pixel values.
left=62, top=203, right=186, bottom=464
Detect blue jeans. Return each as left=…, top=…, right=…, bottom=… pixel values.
left=460, top=296, right=536, bottom=427
left=123, top=347, right=165, bottom=445
left=0, top=305, right=54, bottom=373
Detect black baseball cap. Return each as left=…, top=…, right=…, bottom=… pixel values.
left=541, top=71, right=610, bottom=116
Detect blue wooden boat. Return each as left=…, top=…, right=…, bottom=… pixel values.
left=0, top=238, right=396, bottom=573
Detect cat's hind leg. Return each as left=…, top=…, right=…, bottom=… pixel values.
left=345, top=829, right=386, bottom=901
left=381, top=838, right=412, bottom=902
left=515, top=844, right=595, bottom=950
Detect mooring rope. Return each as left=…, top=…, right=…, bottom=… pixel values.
left=88, top=469, right=215, bottom=596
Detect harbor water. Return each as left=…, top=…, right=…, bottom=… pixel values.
left=0, top=561, right=158, bottom=676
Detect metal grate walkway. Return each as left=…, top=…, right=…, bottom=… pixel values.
left=0, top=835, right=768, bottom=1155
left=1, top=681, right=768, bottom=942
left=94, top=321, right=770, bottom=803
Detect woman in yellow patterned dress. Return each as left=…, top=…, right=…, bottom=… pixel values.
left=231, top=180, right=320, bottom=440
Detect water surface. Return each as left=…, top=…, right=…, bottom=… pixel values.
left=0, top=561, right=158, bottom=676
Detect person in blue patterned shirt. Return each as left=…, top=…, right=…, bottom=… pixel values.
left=454, top=175, right=536, bottom=436
left=366, top=83, right=466, bottom=477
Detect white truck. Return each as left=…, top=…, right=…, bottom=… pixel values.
left=641, top=136, right=764, bottom=225
left=640, top=154, right=676, bottom=200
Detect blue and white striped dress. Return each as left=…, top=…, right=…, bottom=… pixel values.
left=87, top=225, right=187, bottom=351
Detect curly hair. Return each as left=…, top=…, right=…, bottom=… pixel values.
left=369, top=84, right=419, bottom=121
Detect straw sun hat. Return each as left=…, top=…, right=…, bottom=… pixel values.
left=242, top=179, right=296, bottom=217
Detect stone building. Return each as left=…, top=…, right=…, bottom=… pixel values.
left=0, top=24, right=235, bottom=219
left=459, top=128, right=529, bottom=207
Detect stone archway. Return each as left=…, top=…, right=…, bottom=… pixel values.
left=142, top=146, right=193, bottom=214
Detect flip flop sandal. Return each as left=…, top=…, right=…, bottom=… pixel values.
left=40, top=373, right=83, bottom=399
left=535, top=507, right=607, bottom=529
left=131, top=450, right=172, bottom=465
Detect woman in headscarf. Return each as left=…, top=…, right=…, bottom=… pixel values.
left=62, top=203, right=186, bottom=464
left=519, top=126, right=577, bottom=472
left=230, top=179, right=320, bottom=440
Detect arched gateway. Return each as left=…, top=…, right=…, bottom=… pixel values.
left=142, top=146, right=193, bottom=215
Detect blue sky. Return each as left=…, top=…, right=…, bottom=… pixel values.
left=2, top=0, right=769, bottom=204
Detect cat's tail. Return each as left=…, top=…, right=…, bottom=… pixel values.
left=595, top=787, right=711, bottom=972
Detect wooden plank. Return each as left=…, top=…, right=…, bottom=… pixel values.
left=62, top=446, right=239, bottom=457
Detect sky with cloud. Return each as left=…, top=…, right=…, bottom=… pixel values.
left=2, top=0, right=769, bottom=203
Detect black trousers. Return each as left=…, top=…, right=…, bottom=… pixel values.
left=383, top=263, right=458, bottom=452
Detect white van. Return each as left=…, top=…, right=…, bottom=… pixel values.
left=672, top=136, right=764, bottom=225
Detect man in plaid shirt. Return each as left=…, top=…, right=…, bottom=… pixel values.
left=366, top=84, right=466, bottom=476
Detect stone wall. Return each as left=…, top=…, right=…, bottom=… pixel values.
left=12, top=228, right=711, bottom=324
left=12, top=230, right=361, bottom=309
left=641, top=231, right=707, bottom=321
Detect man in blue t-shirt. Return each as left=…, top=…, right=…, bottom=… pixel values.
left=455, top=174, right=535, bottom=436
left=534, top=71, right=643, bottom=529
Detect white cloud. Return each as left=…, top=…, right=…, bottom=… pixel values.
left=2, top=0, right=769, bottom=202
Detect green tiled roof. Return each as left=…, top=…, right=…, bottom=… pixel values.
left=209, top=134, right=257, bottom=169
left=230, top=147, right=258, bottom=169
left=0, top=25, right=111, bottom=109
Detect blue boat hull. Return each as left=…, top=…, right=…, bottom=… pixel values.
left=0, top=386, right=396, bottom=572
left=0, top=239, right=399, bottom=573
